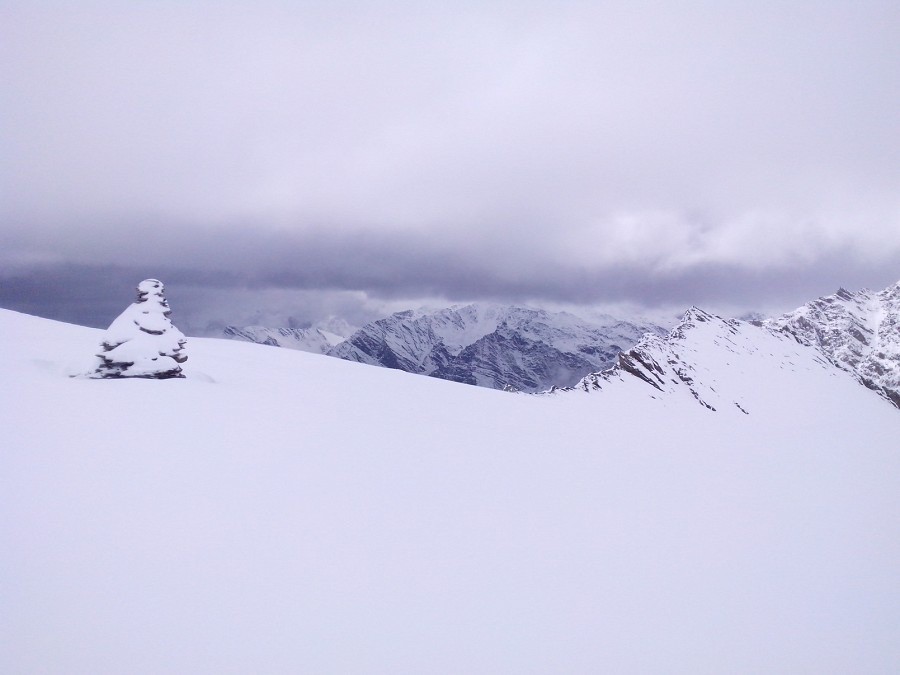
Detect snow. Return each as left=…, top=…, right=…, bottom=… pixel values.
left=2, top=307, right=899, bottom=673
left=566, top=307, right=856, bottom=416
left=89, top=279, right=187, bottom=379
left=767, top=280, right=900, bottom=407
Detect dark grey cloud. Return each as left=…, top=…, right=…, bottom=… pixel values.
left=2, top=2, right=899, bottom=329
left=3, top=229, right=898, bottom=335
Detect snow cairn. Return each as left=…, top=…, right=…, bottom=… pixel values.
left=89, top=279, right=188, bottom=379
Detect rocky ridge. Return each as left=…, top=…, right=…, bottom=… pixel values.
left=560, top=307, right=841, bottom=412
left=766, top=281, right=900, bottom=407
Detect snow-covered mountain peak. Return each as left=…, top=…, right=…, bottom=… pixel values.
left=561, top=281, right=900, bottom=413
left=563, top=306, right=856, bottom=414
left=766, top=279, right=900, bottom=407
left=669, top=306, right=718, bottom=337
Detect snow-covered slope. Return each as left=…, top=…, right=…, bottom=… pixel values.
left=223, top=324, right=343, bottom=355
left=766, top=280, right=900, bottom=407
left=565, top=307, right=840, bottom=414
left=2, top=308, right=899, bottom=674
left=327, top=304, right=666, bottom=392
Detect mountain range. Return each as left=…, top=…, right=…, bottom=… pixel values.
left=226, top=304, right=667, bottom=393
left=223, top=281, right=900, bottom=403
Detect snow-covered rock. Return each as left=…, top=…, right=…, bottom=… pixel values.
left=767, top=280, right=900, bottom=407
left=327, top=304, right=667, bottom=392
left=89, top=279, right=187, bottom=379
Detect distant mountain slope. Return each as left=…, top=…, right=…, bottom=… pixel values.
left=223, top=325, right=343, bottom=355
left=766, top=280, right=900, bottom=407
left=327, top=304, right=667, bottom=392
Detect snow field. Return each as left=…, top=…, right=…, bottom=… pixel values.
left=1, top=309, right=899, bottom=674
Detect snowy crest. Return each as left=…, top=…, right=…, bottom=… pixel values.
left=766, top=280, right=900, bottom=407
left=561, top=306, right=842, bottom=414
left=89, top=279, right=188, bottom=379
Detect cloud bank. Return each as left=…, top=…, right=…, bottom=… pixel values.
left=2, top=1, right=899, bottom=328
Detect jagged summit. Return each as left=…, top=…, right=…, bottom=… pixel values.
left=767, top=279, right=900, bottom=407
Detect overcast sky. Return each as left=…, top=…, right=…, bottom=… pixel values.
left=2, top=1, right=899, bottom=333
